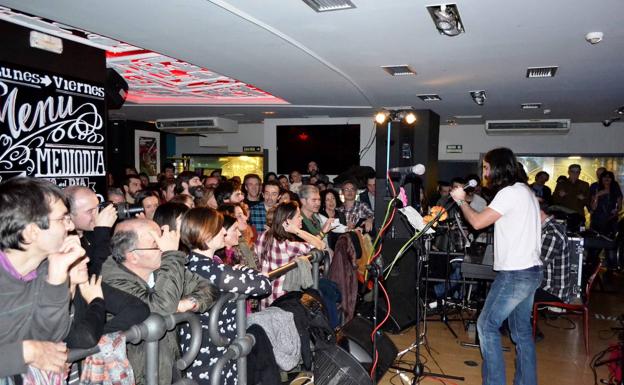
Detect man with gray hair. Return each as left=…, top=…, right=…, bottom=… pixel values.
left=300, top=184, right=333, bottom=238
left=64, top=186, right=118, bottom=275
left=101, top=219, right=215, bottom=385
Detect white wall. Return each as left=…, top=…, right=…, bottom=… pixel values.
left=174, top=123, right=264, bottom=155
left=263, top=117, right=376, bottom=172
left=439, top=122, right=624, bottom=161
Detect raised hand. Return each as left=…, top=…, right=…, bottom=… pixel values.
left=47, top=235, right=85, bottom=285
left=94, top=203, right=118, bottom=228
left=150, top=224, right=180, bottom=252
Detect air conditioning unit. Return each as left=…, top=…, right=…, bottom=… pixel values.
left=155, top=117, right=238, bottom=134
left=485, top=119, right=570, bottom=135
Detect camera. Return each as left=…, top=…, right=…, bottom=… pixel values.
left=99, top=202, right=145, bottom=219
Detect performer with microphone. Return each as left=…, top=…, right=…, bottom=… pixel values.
left=450, top=148, right=542, bottom=385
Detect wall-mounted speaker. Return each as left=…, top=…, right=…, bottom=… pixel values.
left=105, top=68, right=128, bottom=110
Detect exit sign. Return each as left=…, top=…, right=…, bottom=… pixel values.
left=242, top=146, right=262, bottom=153
left=446, top=144, right=463, bottom=153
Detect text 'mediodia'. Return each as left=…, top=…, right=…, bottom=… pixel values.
left=0, top=62, right=106, bottom=190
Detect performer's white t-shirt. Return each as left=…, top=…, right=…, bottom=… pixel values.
left=488, top=183, right=542, bottom=271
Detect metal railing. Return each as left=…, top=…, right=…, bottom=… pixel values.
left=67, top=312, right=203, bottom=385
left=209, top=248, right=326, bottom=385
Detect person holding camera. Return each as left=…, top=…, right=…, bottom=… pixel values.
left=64, top=186, right=118, bottom=275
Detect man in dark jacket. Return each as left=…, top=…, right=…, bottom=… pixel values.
left=64, top=186, right=117, bottom=275
left=102, top=218, right=215, bottom=385
left=0, top=177, right=85, bottom=377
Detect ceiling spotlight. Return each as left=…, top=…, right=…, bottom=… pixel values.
left=470, top=90, right=486, bottom=106
left=615, top=106, right=624, bottom=115
left=374, top=110, right=417, bottom=124
left=375, top=111, right=390, bottom=124
left=403, top=111, right=417, bottom=124
left=427, top=4, right=465, bottom=37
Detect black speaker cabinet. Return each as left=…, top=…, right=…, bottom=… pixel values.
left=337, top=316, right=398, bottom=380
left=105, top=68, right=128, bottom=110
left=314, top=344, right=372, bottom=385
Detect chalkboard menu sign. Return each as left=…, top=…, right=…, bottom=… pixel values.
left=0, top=62, right=106, bottom=193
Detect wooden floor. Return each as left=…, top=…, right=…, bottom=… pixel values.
left=376, top=271, right=623, bottom=385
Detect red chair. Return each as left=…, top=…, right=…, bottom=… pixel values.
left=532, top=261, right=602, bottom=355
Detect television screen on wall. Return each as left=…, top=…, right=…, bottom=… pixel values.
left=276, top=124, right=360, bottom=174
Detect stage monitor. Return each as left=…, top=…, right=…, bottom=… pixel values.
left=276, top=124, right=360, bottom=174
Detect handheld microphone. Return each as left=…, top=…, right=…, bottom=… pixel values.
left=463, top=179, right=478, bottom=190
left=389, top=164, right=426, bottom=175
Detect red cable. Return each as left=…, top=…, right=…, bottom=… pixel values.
left=367, top=171, right=399, bottom=379
left=369, top=280, right=392, bottom=378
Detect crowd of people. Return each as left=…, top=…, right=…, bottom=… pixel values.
left=1, top=154, right=621, bottom=385
left=0, top=159, right=380, bottom=385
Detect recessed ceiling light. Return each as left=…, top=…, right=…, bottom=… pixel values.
left=521, top=103, right=542, bottom=110
left=381, top=65, right=417, bottom=76
left=418, top=94, right=442, bottom=101
left=446, top=119, right=457, bottom=126
left=302, top=0, right=356, bottom=12
left=263, top=111, right=276, bottom=115
left=526, top=66, right=558, bottom=78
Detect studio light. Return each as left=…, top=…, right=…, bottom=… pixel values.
left=403, top=111, right=417, bottom=124
left=427, top=4, right=465, bottom=37
left=470, top=90, right=486, bottom=106
left=375, top=111, right=390, bottom=124
left=373, top=110, right=417, bottom=124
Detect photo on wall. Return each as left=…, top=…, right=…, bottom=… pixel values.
left=134, top=130, right=160, bottom=181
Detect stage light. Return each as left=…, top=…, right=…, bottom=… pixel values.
left=374, top=110, right=417, bottom=124
left=403, top=112, right=417, bottom=124
left=375, top=111, right=389, bottom=124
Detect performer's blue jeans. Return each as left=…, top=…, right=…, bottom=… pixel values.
left=477, top=265, right=543, bottom=385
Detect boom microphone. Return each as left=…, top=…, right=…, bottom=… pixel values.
left=388, top=164, right=426, bottom=175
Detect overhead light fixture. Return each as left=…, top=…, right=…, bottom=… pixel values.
left=381, top=65, right=417, bottom=76
left=302, top=0, right=356, bottom=12
left=418, top=94, right=442, bottom=101
left=526, top=66, right=558, bottom=78
left=521, top=103, right=542, bottom=110
left=470, top=90, right=486, bottom=106
left=427, top=4, right=465, bottom=37
left=374, top=109, right=418, bottom=125
left=615, top=106, right=624, bottom=115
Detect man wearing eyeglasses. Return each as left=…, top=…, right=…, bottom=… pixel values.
left=337, top=180, right=374, bottom=233
left=0, top=177, right=86, bottom=377
left=64, top=186, right=118, bottom=275
left=101, top=218, right=215, bottom=385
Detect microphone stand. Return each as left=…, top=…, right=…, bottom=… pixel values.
left=387, top=198, right=464, bottom=384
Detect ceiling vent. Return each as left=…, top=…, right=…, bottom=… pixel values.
left=381, top=65, right=417, bottom=76
left=155, top=117, right=238, bottom=134
left=485, top=119, right=570, bottom=135
left=302, top=0, right=356, bottom=12
left=521, top=103, right=542, bottom=110
left=418, top=94, right=442, bottom=101
left=526, top=66, right=558, bottom=78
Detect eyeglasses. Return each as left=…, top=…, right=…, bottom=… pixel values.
left=131, top=247, right=160, bottom=252
left=49, top=215, right=73, bottom=226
